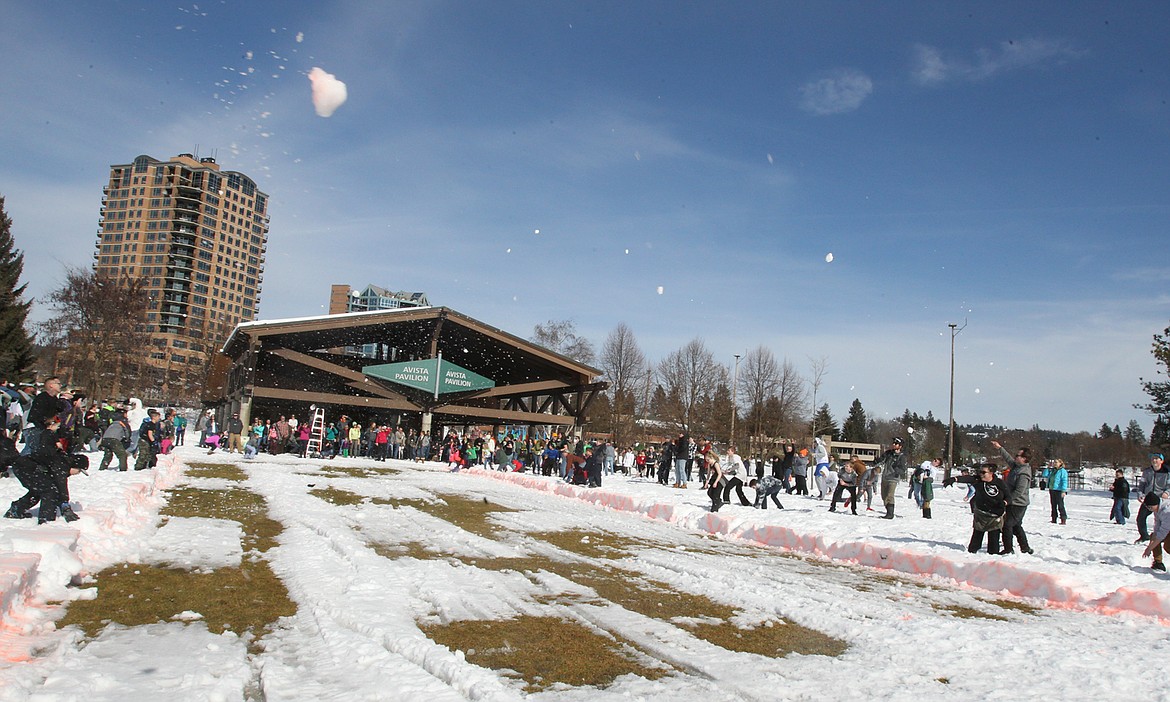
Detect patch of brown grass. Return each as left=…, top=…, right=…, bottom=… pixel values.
left=980, top=597, right=1040, bottom=616
left=317, top=464, right=401, bottom=478
left=57, top=560, right=296, bottom=652
left=687, top=619, right=847, bottom=658
left=934, top=604, right=1009, bottom=621
left=387, top=494, right=517, bottom=539
left=309, top=485, right=366, bottom=506
left=184, top=462, right=248, bottom=482
left=444, top=552, right=845, bottom=659
left=62, top=484, right=294, bottom=654
left=421, top=615, right=672, bottom=692
left=368, top=540, right=436, bottom=560
left=162, top=486, right=281, bottom=553
left=533, top=529, right=640, bottom=559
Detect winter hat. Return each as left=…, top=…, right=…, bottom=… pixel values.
left=70, top=454, right=90, bottom=474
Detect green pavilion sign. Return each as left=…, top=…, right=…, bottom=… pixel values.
left=362, top=356, right=495, bottom=397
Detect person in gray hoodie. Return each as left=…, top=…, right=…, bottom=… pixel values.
left=1136, top=453, right=1168, bottom=543
left=98, top=411, right=131, bottom=471
left=992, top=440, right=1034, bottom=555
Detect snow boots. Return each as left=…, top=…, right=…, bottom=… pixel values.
left=922, top=507, right=932, bottom=519
left=882, top=504, right=895, bottom=519
left=4, top=502, right=30, bottom=519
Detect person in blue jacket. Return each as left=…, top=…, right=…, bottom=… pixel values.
left=1046, top=459, right=1069, bottom=524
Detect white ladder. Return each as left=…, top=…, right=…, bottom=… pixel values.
left=306, top=407, right=326, bottom=457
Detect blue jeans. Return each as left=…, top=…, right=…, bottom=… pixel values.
left=1111, top=499, right=1127, bottom=525
left=19, top=427, right=42, bottom=456
left=674, top=458, right=688, bottom=485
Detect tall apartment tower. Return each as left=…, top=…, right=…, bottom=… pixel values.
left=94, top=153, right=269, bottom=397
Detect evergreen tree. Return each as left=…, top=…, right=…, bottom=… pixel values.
left=841, top=399, right=870, bottom=443
left=1152, top=416, right=1170, bottom=454
left=1124, top=419, right=1147, bottom=446
left=0, top=196, right=35, bottom=381
left=1139, top=323, right=1170, bottom=418
left=809, top=403, right=838, bottom=440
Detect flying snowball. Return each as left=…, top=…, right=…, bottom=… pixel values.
left=296, top=31, right=304, bottom=43
left=308, top=67, right=347, bottom=117
left=505, top=248, right=511, bottom=253
left=825, top=252, right=834, bottom=263
left=534, top=229, right=540, bottom=234
left=624, top=249, right=629, bottom=254
left=656, top=286, right=664, bottom=295
left=975, top=388, right=981, bottom=394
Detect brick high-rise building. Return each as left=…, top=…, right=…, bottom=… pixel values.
left=94, top=153, right=269, bottom=399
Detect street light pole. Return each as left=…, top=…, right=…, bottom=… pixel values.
left=731, top=354, right=741, bottom=448
left=947, top=321, right=966, bottom=480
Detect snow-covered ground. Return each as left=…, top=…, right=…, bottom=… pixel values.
left=1, top=446, right=1168, bottom=701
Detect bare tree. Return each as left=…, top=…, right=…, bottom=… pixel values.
left=807, top=355, right=828, bottom=436
left=772, top=358, right=809, bottom=440
left=38, top=267, right=152, bottom=400
left=531, top=319, right=596, bottom=365
left=656, top=338, right=725, bottom=434
left=599, top=322, right=648, bottom=447
left=740, top=346, right=780, bottom=453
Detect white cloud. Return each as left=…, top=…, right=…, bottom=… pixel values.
left=798, top=69, right=874, bottom=116
left=912, top=38, right=1082, bottom=86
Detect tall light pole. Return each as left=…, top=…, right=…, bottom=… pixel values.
left=947, top=321, right=966, bottom=480
left=642, top=368, right=653, bottom=447
left=731, top=353, right=741, bottom=448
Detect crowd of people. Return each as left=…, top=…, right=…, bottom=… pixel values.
left=4, top=378, right=1169, bottom=573
left=0, top=377, right=180, bottom=523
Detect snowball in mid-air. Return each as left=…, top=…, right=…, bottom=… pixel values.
left=295, top=31, right=304, bottom=43
left=975, top=388, right=981, bottom=394
left=534, top=229, right=540, bottom=234
left=308, top=67, right=347, bottom=117
left=825, top=252, right=834, bottom=263
left=656, top=286, right=664, bottom=295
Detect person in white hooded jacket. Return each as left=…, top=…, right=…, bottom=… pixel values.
left=125, top=398, right=148, bottom=456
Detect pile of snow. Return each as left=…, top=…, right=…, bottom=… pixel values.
left=307, top=67, right=347, bottom=117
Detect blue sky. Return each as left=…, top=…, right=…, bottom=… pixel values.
left=2, top=1, right=1168, bottom=434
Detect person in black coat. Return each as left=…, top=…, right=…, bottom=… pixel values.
left=1109, top=469, right=1131, bottom=525
left=945, top=464, right=1010, bottom=554
left=584, top=447, right=604, bottom=488
left=5, top=423, right=87, bottom=523
left=21, top=377, right=65, bottom=456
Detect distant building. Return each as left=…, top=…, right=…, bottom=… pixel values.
left=92, top=153, right=269, bottom=400
left=328, top=284, right=430, bottom=358
left=328, top=284, right=429, bottom=315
